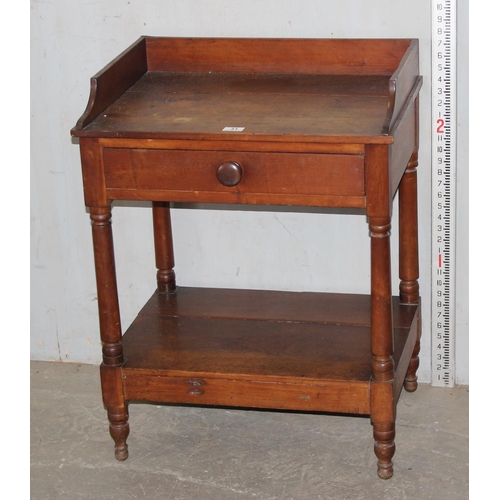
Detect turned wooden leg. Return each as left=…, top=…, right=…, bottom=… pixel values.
left=101, top=364, right=130, bottom=461
left=90, top=207, right=129, bottom=460
left=152, top=202, right=176, bottom=293
left=398, top=151, right=421, bottom=392
left=369, top=216, right=396, bottom=479
left=373, top=421, right=396, bottom=480
left=106, top=405, right=130, bottom=461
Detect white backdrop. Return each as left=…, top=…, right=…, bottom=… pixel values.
left=30, top=0, right=469, bottom=384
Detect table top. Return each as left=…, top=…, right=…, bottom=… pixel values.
left=71, top=37, right=421, bottom=145
left=81, top=72, right=391, bottom=142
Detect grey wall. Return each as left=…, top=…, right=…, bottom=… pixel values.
left=30, top=1, right=469, bottom=384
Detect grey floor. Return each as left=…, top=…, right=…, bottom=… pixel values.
left=31, top=361, right=468, bottom=500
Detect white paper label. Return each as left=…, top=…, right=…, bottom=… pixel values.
left=222, top=127, right=245, bottom=132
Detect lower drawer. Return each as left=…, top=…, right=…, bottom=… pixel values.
left=102, top=148, right=365, bottom=206
left=122, top=370, right=371, bottom=415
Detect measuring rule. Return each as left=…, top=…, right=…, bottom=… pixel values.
left=430, top=0, right=457, bottom=387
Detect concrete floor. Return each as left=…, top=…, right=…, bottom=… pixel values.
left=31, top=361, right=468, bottom=500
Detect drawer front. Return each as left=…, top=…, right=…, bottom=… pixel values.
left=122, top=371, right=371, bottom=415
left=102, top=148, right=365, bottom=206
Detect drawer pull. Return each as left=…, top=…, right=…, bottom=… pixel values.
left=216, top=161, right=242, bottom=187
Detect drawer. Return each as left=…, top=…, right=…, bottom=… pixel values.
left=102, top=148, right=365, bottom=206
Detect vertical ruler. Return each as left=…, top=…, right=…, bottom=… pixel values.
left=431, top=0, right=457, bottom=387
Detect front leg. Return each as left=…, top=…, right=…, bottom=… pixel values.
left=90, top=207, right=129, bottom=460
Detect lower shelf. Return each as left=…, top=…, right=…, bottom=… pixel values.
left=121, top=287, right=419, bottom=415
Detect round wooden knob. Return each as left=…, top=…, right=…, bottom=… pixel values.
left=216, top=161, right=242, bottom=187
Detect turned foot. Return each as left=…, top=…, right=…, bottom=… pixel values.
left=373, top=422, right=395, bottom=479
left=107, top=406, right=130, bottom=461
left=404, top=363, right=419, bottom=392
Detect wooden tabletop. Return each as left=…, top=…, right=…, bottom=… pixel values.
left=80, top=71, right=392, bottom=142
